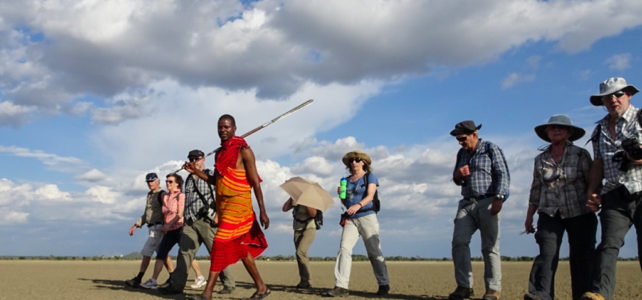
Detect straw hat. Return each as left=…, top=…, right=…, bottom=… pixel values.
left=341, top=150, right=372, bottom=166
left=534, top=114, right=585, bottom=142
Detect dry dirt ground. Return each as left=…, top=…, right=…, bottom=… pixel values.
left=0, top=260, right=640, bottom=299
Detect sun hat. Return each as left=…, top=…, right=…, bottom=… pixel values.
left=590, top=77, right=639, bottom=106
left=145, top=172, right=159, bottom=182
left=534, top=114, right=585, bottom=142
left=450, top=120, right=482, bottom=136
left=342, top=150, right=372, bottom=166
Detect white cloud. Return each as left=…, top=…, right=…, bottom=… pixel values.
left=34, top=184, right=72, bottom=201
left=0, top=101, right=36, bottom=127
left=0, top=210, right=29, bottom=224
left=502, top=72, right=536, bottom=89
left=77, top=169, right=107, bottom=183
left=605, top=53, right=631, bottom=71
left=1, top=0, right=641, bottom=126
left=0, top=145, right=86, bottom=172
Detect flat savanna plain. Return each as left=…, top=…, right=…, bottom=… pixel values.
left=1, top=260, right=640, bottom=300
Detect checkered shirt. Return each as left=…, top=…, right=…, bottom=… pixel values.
left=454, top=139, right=510, bottom=199
left=183, top=169, right=215, bottom=223
left=592, top=104, right=642, bottom=194
left=529, top=143, right=592, bottom=219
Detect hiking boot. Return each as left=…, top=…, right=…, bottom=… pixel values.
left=125, top=276, right=141, bottom=287
left=524, top=292, right=543, bottom=300
left=218, top=286, right=235, bottom=294
left=448, top=286, right=474, bottom=300
left=296, top=281, right=311, bottom=289
left=140, top=278, right=158, bottom=289
left=483, top=289, right=501, bottom=300
left=581, top=292, right=606, bottom=300
left=190, top=275, right=206, bottom=289
left=325, top=286, right=349, bottom=297
left=377, top=284, right=390, bottom=296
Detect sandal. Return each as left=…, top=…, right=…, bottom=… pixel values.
left=243, top=288, right=271, bottom=299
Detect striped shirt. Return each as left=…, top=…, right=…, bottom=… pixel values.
left=592, top=104, right=642, bottom=194
left=183, top=169, right=215, bottom=223
left=529, top=143, right=592, bottom=219
left=454, top=139, right=510, bottom=199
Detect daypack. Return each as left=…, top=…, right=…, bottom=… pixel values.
left=313, top=210, right=323, bottom=229
left=360, top=172, right=381, bottom=213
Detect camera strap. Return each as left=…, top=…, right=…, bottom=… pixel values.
left=189, top=173, right=215, bottom=211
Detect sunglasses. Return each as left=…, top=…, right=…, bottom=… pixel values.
left=456, top=135, right=468, bottom=142
left=189, top=156, right=203, bottom=162
left=349, top=157, right=362, bottom=163
left=166, top=180, right=175, bottom=184
left=603, top=90, right=627, bottom=101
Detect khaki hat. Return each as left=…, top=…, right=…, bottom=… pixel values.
left=342, top=150, right=372, bottom=166
left=535, top=114, right=585, bottom=142
left=590, top=77, right=639, bottom=106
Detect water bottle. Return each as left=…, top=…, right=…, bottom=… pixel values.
left=339, top=177, right=347, bottom=200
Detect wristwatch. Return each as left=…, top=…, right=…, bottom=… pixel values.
left=495, top=194, right=505, bottom=201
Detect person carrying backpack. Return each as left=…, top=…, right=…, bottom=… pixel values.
left=282, top=198, right=319, bottom=289
left=325, top=150, right=389, bottom=297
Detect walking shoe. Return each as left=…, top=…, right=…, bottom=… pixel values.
left=218, top=286, right=235, bottom=294
left=296, top=281, right=311, bottom=289
left=483, top=289, right=501, bottom=300
left=448, top=286, right=474, bottom=300
left=376, top=284, right=390, bottom=296
left=581, top=292, right=606, bottom=300
left=324, top=286, right=349, bottom=297
left=125, top=276, right=141, bottom=288
left=524, top=292, right=543, bottom=300
left=140, top=278, right=158, bottom=289
left=190, top=275, right=206, bottom=289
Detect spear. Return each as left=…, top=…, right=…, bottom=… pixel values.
left=172, top=99, right=314, bottom=173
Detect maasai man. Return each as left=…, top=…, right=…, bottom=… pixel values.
left=183, top=114, right=270, bottom=300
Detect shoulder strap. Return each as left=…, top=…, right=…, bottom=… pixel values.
left=190, top=174, right=214, bottom=208
left=156, top=190, right=165, bottom=206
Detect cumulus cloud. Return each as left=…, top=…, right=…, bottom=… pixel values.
left=605, top=53, right=631, bottom=71
left=1, top=0, right=641, bottom=126
left=0, top=101, right=36, bottom=127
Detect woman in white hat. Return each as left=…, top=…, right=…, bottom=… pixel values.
left=524, top=115, right=597, bottom=300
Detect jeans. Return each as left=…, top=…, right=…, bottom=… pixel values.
left=590, top=186, right=642, bottom=299
left=170, top=218, right=234, bottom=291
left=334, top=213, right=389, bottom=289
left=294, top=221, right=317, bottom=283
left=527, top=212, right=597, bottom=300
left=452, top=197, right=501, bottom=291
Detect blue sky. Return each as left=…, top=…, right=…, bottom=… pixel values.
left=1, top=0, right=641, bottom=261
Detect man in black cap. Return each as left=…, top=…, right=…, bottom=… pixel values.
left=159, top=150, right=235, bottom=295
left=125, top=172, right=167, bottom=287
left=448, top=120, right=510, bottom=300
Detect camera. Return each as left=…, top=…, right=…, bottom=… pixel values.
left=622, top=137, right=642, bottom=160
left=199, top=205, right=216, bottom=222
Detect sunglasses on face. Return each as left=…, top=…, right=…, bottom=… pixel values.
left=456, top=135, right=468, bottom=142
left=166, top=180, right=175, bottom=184
left=189, top=156, right=203, bottom=162
left=349, top=158, right=362, bottom=163
left=603, top=90, right=627, bottom=101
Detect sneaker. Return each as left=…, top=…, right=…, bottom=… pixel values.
left=140, top=278, right=158, bottom=289
left=325, top=286, right=349, bottom=297
left=125, top=276, right=141, bottom=288
left=483, top=289, right=501, bottom=300
left=190, top=275, right=206, bottom=289
left=581, top=292, right=606, bottom=300
left=377, top=284, right=390, bottom=296
left=296, top=281, right=311, bottom=289
left=448, top=286, right=474, bottom=300
left=524, top=292, right=543, bottom=300
left=218, top=286, right=235, bottom=294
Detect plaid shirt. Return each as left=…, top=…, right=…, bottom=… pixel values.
left=529, top=143, right=592, bottom=219
left=592, top=104, right=642, bottom=194
left=183, top=169, right=215, bottom=223
left=454, top=139, right=510, bottom=199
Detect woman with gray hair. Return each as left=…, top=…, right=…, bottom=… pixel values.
left=524, top=115, right=597, bottom=300
left=325, top=150, right=390, bottom=297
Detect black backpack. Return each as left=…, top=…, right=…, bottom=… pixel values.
left=360, top=172, right=381, bottom=213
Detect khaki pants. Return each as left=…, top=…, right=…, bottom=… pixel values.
left=294, top=221, right=317, bottom=283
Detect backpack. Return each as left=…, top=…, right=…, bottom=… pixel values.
left=361, top=172, right=381, bottom=213
left=313, top=210, right=323, bottom=229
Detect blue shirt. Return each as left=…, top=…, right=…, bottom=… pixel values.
left=454, top=139, right=510, bottom=199
left=343, top=172, right=378, bottom=218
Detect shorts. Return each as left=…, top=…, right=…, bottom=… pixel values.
left=140, top=224, right=163, bottom=257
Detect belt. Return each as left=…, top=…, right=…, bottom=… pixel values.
left=464, top=194, right=493, bottom=201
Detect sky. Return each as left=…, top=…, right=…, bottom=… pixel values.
left=1, top=0, right=641, bottom=260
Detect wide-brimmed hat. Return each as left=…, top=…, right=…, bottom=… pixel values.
left=450, top=120, right=482, bottom=136
left=342, top=150, right=372, bottom=166
left=534, top=114, right=585, bottom=142
left=590, top=77, right=639, bottom=106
